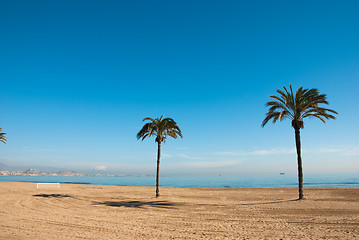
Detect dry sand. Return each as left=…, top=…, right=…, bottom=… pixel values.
left=0, top=181, right=358, bottom=239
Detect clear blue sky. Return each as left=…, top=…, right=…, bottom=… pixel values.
left=1, top=0, right=358, bottom=175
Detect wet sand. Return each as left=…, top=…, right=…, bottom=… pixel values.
left=0, top=181, right=358, bottom=239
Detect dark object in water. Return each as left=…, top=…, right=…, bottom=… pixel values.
left=280, top=172, right=285, bottom=175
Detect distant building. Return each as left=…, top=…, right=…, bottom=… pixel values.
left=56, top=170, right=84, bottom=176
left=0, top=171, right=10, bottom=175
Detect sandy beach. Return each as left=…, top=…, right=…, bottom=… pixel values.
left=0, top=181, right=358, bottom=239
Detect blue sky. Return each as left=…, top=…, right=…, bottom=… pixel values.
left=1, top=0, right=358, bottom=175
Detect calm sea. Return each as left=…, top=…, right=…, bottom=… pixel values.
left=0, top=173, right=358, bottom=188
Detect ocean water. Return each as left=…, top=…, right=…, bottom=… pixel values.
left=0, top=173, right=358, bottom=188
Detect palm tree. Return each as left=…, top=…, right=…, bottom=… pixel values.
left=137, top=115, right=183, bottom=197
left=262, top=85, right=337, bottom=200
left=0, top=128, right=7, bottom=144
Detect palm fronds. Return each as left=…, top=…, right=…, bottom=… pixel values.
left=262, top=84, right=338, bottom=128
left=0, top=128, right=7, bottom=144
left=137, top=115, right=183, bottom=143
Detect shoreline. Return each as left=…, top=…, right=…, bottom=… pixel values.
left=1, top=172, right=359, bottom=189
left=2, top=180, right=359, bottom=189
left=1, top=181, right=358, bottom=239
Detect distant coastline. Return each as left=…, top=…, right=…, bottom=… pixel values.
left=0, top=168, right=84, bottom=177
left=0, top=162, right=151, bottom=177
left=0, top=168, right=151, bottom=177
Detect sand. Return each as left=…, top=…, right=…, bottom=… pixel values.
left=0, top=181, right=358, bottom=239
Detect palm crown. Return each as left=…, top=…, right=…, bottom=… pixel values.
left=262, top=85, right=338, bottom=129
left=137, top=115, right=183, bottom=143
left=0, top=128, right=7, bottom=144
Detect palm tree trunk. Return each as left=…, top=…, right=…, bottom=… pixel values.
left=156, top=141, right=161, bottom=198
left=294, top=127, right=304, bottom=200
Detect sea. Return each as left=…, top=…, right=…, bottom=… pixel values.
left=0, top=173, right=358, bottom=188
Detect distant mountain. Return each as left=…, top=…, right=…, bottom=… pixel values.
left=24, top=165, right=64, bottom=173
left=23, top=169, right=41, bottom=175
left=0, top=162, right=11, bottom=171
left=0, top=162, right=73, bottom=173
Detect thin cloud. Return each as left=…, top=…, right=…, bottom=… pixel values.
left=215, top=146, right=359, bottom=156
left=22, top=147, right=75, bottom=153
left=215, top=148, right=295, bottom=156
left=178, top=153, right=204, bottom=160
left=303, top=147, right=344, bottom=154
left=181, top=160, right=242, bottom=169
left=342, top=148, right=359, bottom=156
left=176, top=147, right=189, bottom=150
left=95, top=165, right=107, bottom=171
left=304, top=146, right=359, bottom=156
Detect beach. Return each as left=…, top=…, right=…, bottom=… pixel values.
left=0, top=182, right=358, bottom=239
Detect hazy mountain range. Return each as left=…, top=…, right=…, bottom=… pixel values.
left=0, top=162, right=75, bottom=173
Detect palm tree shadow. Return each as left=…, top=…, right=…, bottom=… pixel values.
left=93, top=200, right=179, bottom=209
left=238, top=199, right=299, bottom=206
left=33, top=194, right=72, bottom=198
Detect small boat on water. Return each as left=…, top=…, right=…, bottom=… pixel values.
left=280, top=172, right=285, bottom=175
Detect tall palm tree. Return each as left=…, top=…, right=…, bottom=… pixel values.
left=137, top=115, right=183, bottom=197
left=262, top=85, right=337, bottom=200
left=0, top=128, right=7, bottom=144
